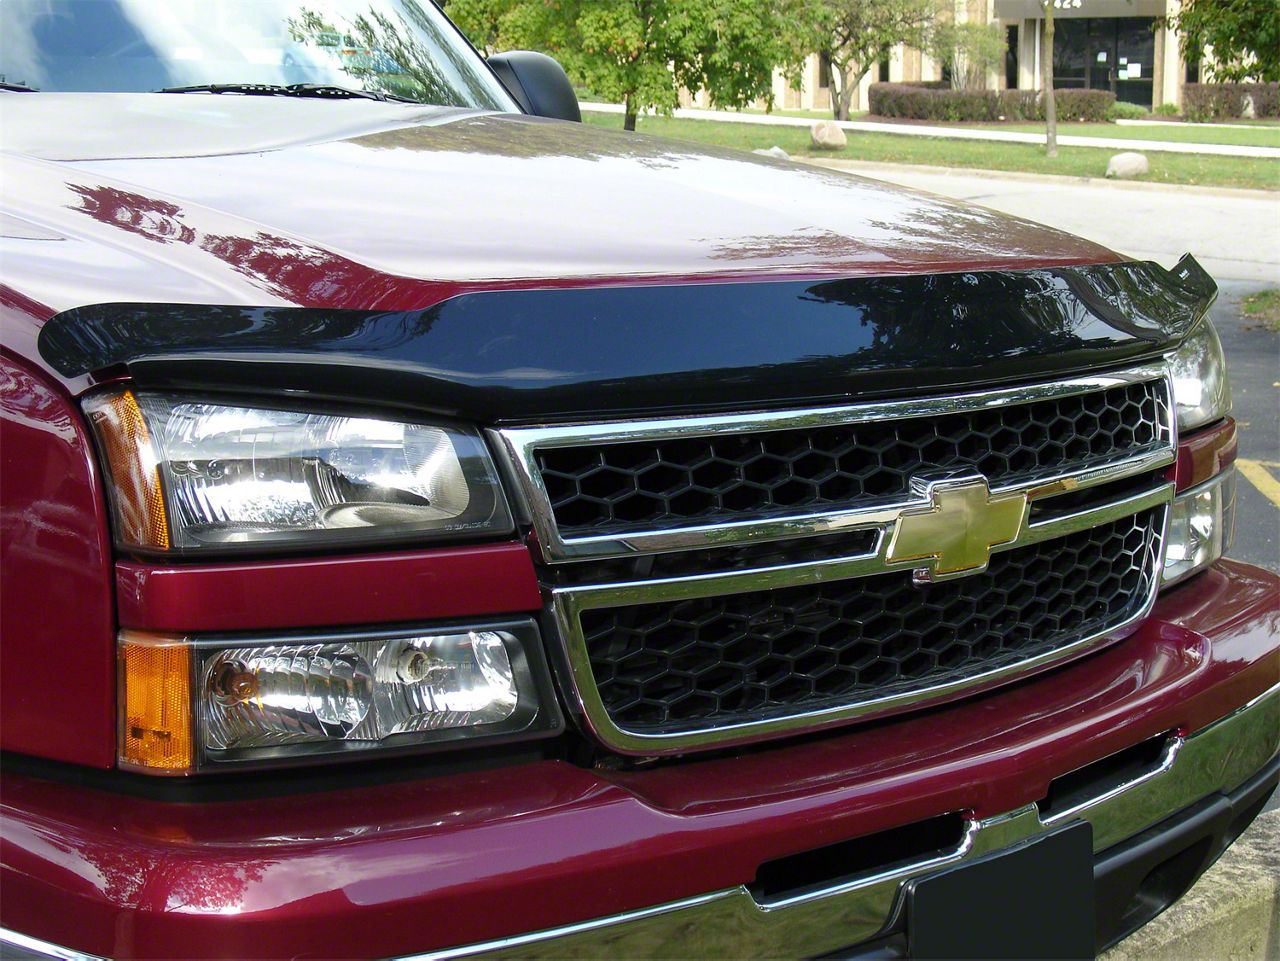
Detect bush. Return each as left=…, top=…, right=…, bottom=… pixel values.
left=1107, top=100, right=1150, bottom=120
left=1182, top=82, right=1279, bottom=121
left=1183, top=83, right=1247, bottom=121
left=1246, top=82, right=1280, bottom=118
left=868, top=84, right=1112, bottom=122
left=1052, top=88, right=1116, bottom=121
left=1153, top=102, right=1180, bottom=116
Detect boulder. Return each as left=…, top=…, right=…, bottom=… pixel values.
left=1105, top=152, right=1149, bottom=179
left=752, top=145, right=791, bottom=160
left=810, top=120, right=848, bottom=150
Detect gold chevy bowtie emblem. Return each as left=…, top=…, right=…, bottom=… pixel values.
left=887, top=475, right=1027, bottom=581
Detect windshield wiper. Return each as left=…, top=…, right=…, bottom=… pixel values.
left=0, top=81, right=39, bottom=92
left=156, top=82, right=420, bottom=103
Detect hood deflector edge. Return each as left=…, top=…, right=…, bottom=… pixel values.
left=40, top=256, right=1216, bottom=423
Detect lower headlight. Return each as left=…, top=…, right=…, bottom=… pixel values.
left=119, top=620, right=559, bottom=774
left=1162, top=467, right=1236, bottom=587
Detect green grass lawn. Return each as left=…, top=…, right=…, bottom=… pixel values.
left=938, top=121, right=1280, bottom=148
left=583, top=111, right=1280, bottom=191
left=1241, top=290, right=1280, bottom=332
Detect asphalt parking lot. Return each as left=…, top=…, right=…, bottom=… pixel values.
left=1213, top=280, right=1280, bottom=574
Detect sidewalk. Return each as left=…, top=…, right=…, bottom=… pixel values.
left=582, top=102, right=1280, bottom=159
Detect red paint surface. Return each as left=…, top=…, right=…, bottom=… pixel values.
left=1172, top=417, right=1238, bottom=491
left=115, top=543, right=541, bottom=633
left=2, top=95, right=1121, bottom=348
left=2, top=560, right=1275, bottom=960
left=0, top=353, right=116, bottom=768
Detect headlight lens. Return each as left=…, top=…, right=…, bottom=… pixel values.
left=1162, top=467, right=1236, bottom=587
left=85, top=391, right=512, bottom=552
left=1168, top=321, right=1231, bottom=432
left=119, top=621, right=557, bottom=773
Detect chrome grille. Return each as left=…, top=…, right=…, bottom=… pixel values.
left=536, top=380, right=1165, bottom=536
left=580, top=509, right=1162, bottom=731
left=496, top=365, right=1176, bottom=754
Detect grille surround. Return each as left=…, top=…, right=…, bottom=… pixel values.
left=497, top=365, right=1177, bottom=755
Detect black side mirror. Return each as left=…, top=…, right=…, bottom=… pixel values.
left=488, top=51, right=581, bottom=122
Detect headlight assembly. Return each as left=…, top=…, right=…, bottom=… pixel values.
left=84, top=391, right=513, bottom=553
left=118, top=620, right=559, bottom=774
left=1168, top=320, right=1231, bottom=432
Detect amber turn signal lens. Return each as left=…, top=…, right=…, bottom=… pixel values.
left=83, top=389, right=170, bottom=550
left=118, top=632, right=193, bottom=774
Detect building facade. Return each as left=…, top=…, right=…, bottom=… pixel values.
left=686, top=0, right=1193, bottom=115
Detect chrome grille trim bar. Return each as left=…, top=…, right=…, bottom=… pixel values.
left=493, top=364, right=1174, bottom=563
left=556, top=481, right=1173, bottom=602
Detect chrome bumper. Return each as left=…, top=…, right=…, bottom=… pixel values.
left=3, top=684, right=1276, bottom=961
left=423, top=681, right=1280, bottom=961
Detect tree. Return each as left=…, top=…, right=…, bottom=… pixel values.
left=1042, top=1, right=1057, bottom=157
left=1171, top=0, right=1280, bottom=82
left=443, top=0, right=509, bottom=55
left=795, top=0, right=934, bottom=121
left=928, top=20, right=1007, bottom=92
left=451, top=0, right=806, bottom=131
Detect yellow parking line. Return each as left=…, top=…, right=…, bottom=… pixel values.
left=1237, top=458, right=1280, bottom=509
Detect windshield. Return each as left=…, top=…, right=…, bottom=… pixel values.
left=0, top=0, right=517, bottom=108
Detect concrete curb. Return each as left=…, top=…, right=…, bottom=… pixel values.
left=793, top=157, right=1280, bottom=200
left=1101, top=808, right=1280, bottom=961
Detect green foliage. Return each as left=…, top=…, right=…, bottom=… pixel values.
left=442, top=0, right=509, bottom=54
left=1172, top=0, right=1280, bottom=83
left=792, top=0, right=935, bottom=119
left=1106, top=100, right=1150, bottom=120
left=1183, top=81, right=1280, bottom=121
left=449, top=0, right=806, bottom=128
left=868, top=84, right=1113, bottom=122
left=870, top=82, right=1036, bottom=120
left=1052, top=89, right=1116, bottom=122
left=1153, top=102, right=1181, bottom=116
left=928, top=20, right=1007, bottom=92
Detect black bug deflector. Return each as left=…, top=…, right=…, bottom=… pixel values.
left=40, top=255, right=1216, bottom=423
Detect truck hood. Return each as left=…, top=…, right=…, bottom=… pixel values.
left=7, top=95, right=1215, bottom=421
left=1, top=93, right=1123, bottom=314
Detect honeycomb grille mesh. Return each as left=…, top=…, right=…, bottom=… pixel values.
left=537, top=380, right=1165, bottom=535
left=579, top=509, right=1162, bottom=732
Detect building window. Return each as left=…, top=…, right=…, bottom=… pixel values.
left=878, top=58, right=890, bottom=83
left=1006, top=25, right=1019, bottom=89
left=818, top=51, right=832, bottom=89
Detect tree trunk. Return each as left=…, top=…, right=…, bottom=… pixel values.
left=832, top=64, right=863, bottom=122
left=838, top=79, right=856, bottom=121
left=1042, top=7, right=1058, bottom=157
left=623, top=93, right=637, bottom=131
left=822, top=54, right=840, bottom=120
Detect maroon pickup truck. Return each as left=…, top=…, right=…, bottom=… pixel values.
left=1, top=2, right=1276, bottom=959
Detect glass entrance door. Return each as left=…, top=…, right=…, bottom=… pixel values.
left=1051, top=17, right=1155, bottom=108
left=1112, top=18, right=1154, bottom=109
